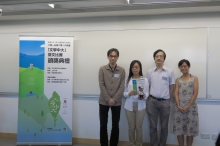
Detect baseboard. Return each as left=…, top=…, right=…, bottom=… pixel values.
left=72, top=138, right=148, bottom=145
left=0, top=133, right=177, bottom=146
left=72, top=137, right=99, bottom=145
left=72, top=137, right=177, bottom=146
left=0, top=132, right=17, bottom=138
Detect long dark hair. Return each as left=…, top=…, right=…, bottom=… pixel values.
left=126, top=60, right=143, bottom=86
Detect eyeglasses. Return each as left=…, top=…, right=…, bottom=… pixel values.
left=155, top=55, right=164, bottom=59
left=109, top=55, right=118, bottom=58
left=132, top=66, right=140, bottom=69
left=180, top=65, right=188, bottom=68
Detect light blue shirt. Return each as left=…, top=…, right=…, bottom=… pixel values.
left=146, top=65, right=175, bottom=99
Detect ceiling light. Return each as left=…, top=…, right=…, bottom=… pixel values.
left=129, top=0, right=212, bottom=5
left=127, top=0, right=130, bottom=5
left=48, top=4, right=55, bottom=8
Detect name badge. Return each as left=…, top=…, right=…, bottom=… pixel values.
left=114, top=74, right=120, bottom=78
left=162, top=76, right=168, bottom=81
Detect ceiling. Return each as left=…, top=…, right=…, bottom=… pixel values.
left=1, top=0, right=220, bottom=21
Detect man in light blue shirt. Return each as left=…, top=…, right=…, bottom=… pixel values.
left=146, top=49, right=175, bottom=146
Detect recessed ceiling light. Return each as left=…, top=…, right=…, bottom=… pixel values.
left=48, top=4, right=55, bottom=8
left=129, top=0, right=212, bottom=5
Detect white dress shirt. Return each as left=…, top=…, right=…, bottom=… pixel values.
left=123, top=77, right=149, bottom=111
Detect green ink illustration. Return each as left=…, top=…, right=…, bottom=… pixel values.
left=41, top=110, right=44, bottom=118
left=48, top=91, right=61, bottom=127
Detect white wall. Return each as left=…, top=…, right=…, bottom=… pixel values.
left=1, top=12, right=220, bottom=146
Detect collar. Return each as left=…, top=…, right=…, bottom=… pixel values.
left=153, top=65, right=167, bottom=72
left=131, top=76, right=143, bottom=80
left=105, top=64, right=119, bottom=71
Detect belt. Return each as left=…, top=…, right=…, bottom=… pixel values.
left=150, top=95, right=167, bottom=101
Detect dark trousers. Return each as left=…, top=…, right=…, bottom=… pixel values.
left=99, top=104, right=121, bottom=146
left=216, top=133, right=220, bottom=146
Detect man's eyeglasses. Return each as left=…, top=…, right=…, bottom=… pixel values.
left=109, top=55, right=118, bottom=58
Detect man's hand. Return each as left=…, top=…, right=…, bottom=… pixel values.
left=108, top=98, right=116, bottom=106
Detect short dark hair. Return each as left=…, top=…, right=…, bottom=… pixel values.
left=107, top=48, right=119, bottom=57
left=178, top=59, right=190, bottom=67
left=153, top=49, right=166, bottom=60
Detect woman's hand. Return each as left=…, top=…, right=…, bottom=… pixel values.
left=177, top=105, right=185, bottom=113
left=129, top=90, right=136, bottom=96
left=182, top=105, right=190, bottom=113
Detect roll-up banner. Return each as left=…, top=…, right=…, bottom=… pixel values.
left=17, top=36, right=73, bottom=146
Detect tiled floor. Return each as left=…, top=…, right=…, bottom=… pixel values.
left=0, top=138, right=98, bottom=146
